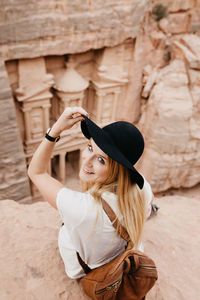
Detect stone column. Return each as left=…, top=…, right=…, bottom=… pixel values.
left=23, top=108, right=32, bottom=143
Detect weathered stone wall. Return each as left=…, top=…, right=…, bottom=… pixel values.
left=0, top=57, right=31, bottom=201
left=139, top=59, right=200, bottom=191
left=0, top=0, right=150, bottom=60
left=136, top=1, right=200, bottom=192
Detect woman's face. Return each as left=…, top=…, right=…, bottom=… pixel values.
left=79, top=139, right=108, bottom=183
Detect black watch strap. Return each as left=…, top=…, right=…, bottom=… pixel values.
left=45, top=128, right=60, bottom=142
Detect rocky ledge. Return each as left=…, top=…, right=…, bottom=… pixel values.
left=0, top=194, right=199, bottom=299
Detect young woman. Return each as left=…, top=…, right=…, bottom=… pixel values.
left=28, top=106, right=153, bottom=279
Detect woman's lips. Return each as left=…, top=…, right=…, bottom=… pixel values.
left=83, top=168, right=94, bottom=175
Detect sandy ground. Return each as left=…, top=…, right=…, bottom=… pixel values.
left=1, top=192, right=200, bottom=300
left=144, top=194, right=200, bottom=300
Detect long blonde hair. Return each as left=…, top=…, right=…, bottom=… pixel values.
left=82, top=157, right=146, bottom=248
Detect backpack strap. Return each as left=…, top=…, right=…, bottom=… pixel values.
left=101, top=199, right=130, bottom=242
left=76, top=252, right=92, bottom=274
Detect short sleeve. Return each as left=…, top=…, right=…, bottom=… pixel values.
left=56, top=187, right=89, bottom=231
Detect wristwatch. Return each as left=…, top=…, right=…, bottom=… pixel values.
left=45, top=128, right=60, bottom=142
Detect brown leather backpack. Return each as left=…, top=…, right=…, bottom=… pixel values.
left=77, top=199, right=158, bottom=300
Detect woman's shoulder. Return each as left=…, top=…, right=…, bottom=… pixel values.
left=56, top=187, right=95, bottom=211
left=143, top=177, right=152, bottom=194
left=142, top=177, right=154, bottom=218
left=56, top=187, right=98, bottom=228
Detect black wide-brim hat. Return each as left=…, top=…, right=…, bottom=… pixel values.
left=81, top=116, right=144, bottom=189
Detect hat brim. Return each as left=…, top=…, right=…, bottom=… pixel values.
left=81, top=115, right=144, bottom=189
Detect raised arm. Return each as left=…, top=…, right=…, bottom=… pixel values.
left=28, top=107, right=88, bottom=209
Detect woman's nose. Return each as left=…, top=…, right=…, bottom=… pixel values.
left=82, top=151, right=93, bottom=167
left=85, top=155, right=93, bottom=167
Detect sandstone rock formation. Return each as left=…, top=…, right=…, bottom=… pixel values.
left=0, top=195, right=199, bottom=300
left=0, top=0, right=150, bottom=60
left=136, top=10, right=200, bottom=192
left=139, top=59, right=200, bottom=192
left=0, top=58, right=31, bottom=202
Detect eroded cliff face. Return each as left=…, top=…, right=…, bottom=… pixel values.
left=0, top=0, right=150, bottom=59
left=139, top=58, right=200, bottom=191
left=136, top=1, right=200, bottom=192
left=0, top=59, right=31, bottom=202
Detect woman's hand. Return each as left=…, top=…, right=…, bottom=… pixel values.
left=50, top=107, right=89, bottom=137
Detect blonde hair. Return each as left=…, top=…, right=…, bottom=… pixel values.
left=82, top=157, right=146, bottom=248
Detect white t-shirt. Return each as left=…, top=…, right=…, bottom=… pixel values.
left=56, top=179, right=152, bottom=279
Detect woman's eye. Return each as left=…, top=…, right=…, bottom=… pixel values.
left=88, top=144, right=93, bottom=152
left=98, top=157, right=105, bottom=165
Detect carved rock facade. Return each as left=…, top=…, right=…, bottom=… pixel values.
left=6, top=44, right=135, bottom=200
